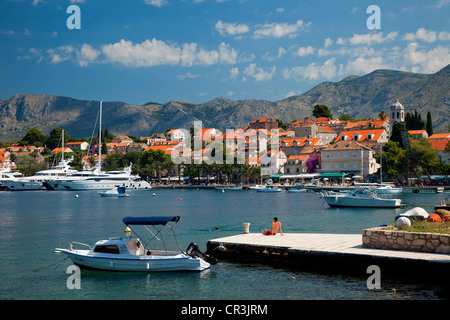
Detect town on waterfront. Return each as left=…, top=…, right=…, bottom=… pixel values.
left=0, top=100, right=449, bottom=191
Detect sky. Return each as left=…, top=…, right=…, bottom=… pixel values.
left=1, top=0, right=449, bottom=106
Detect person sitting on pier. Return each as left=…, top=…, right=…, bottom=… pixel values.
left=261, top=217, right=283, bottom=236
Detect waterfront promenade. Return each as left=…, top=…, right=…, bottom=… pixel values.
left=207, top=232, right=450, bottom=281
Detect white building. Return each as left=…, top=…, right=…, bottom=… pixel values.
left=390, top=99, right=405, bottom=123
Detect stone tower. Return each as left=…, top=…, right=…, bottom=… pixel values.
left=390, top=99, right=405, bottom=123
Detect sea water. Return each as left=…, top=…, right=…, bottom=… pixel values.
left=0, top=188, right=448, bottom=300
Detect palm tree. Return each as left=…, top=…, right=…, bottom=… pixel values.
left=239, top=163, right=252, bottom=185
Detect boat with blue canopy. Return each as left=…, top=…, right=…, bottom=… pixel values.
left=55, top=216, right=216, bottom=272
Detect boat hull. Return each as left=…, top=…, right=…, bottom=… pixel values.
left=58, top=249, right=209, bottom=272
left=3, top=180, right=46, bottom=191
left=60, top=180, right=151, bottom=191
left=323, top=195, right=401, bottom=208
left=374, top=188, right=402, bottom=194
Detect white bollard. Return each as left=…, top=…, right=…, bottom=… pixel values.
left=243, top=223, right=250, bottom=234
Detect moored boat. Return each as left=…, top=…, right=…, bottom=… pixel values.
left=320, top=189, right=401, bottom=208
left=374, top=185, right=403, bottom=194
left=256, top=185, right=282, bottom=193
left=99, top=186, right=130, bottom=197
left=55, top=216, right=216, bottom=272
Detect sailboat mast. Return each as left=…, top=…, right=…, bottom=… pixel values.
left=98, top=101, right=102, bottom=169
left=380, top=144, right=382, bottom=185
left=62, top=129, right=64, bottom=161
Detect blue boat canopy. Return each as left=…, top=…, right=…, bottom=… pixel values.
left=123, top=216, right=180, bottom=226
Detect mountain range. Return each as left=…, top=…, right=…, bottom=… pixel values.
left=0, top=64, right=448, bottom=142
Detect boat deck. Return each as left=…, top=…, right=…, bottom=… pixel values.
left=207, top=233, right=450, bottom=280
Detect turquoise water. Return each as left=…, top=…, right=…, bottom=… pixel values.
left=0, top=188, right=448, bottom=300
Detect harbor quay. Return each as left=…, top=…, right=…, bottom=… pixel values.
left=206, top=232, right=450, bottom=283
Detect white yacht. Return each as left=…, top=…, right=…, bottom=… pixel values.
left=3, top=157, right=77, bottom=191
left=0, top=160, right=23, bottom=189
left=58, top=163, right=151, bottom=191
left=43, top=164, right=101, bottom=190
left=56, top=101, right=151, bottom=191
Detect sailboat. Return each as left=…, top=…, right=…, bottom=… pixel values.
left=58, top=101, right=151, bottom=191
left=374, top=145, right=402, bottom=194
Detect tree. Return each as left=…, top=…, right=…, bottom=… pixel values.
left=275, top=119, right=288, bottom=130
left=380, top=141, right=406, bottom=182
left=390, top=122, right=408, bottom=148
left=426, top=112, right=433, bottom=136
left=408, top=139, right=440, bottom=182
left=405, top=110, right=425, bottom=130
left=312, top=104, right=333, bottom=119
left=16, top=155, right=47, bottom=176
left=338, top=114, right=358, bottom=122
left=46, top=128, right=71, bottom=150
left=19, top=128, right=48, bottom=147
left=378, top=111, right=387, bottom=120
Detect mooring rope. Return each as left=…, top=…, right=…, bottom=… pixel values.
left=33, top=256, right=70, bottom=272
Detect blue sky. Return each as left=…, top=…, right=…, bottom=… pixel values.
left=1, top=0, right=449, bottom=105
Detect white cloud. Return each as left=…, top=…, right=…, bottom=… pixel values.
left=283, top=58, right=337, bottom=81
left=32, top=0, right=44, bottom=6
left=295, top=45, right=315, bottom=57
left=77, top=44, right=100, bottom=66
left=403, top=27, right=450, bottom=43
left=145, top=0, right=168, bottom=7
left=435, top=0, right=450, bottom=8
left=100, top=39, right=238, bottom=67
left=342, top=56, right=391, bottom=75
left=403, top=28, right=437, bottom=43
left=324, top=37, right=333, bottom=48
left=253, top=20, right=310, bottom=39
left=177, top=72, right=199, bottom=80
left=402, top=42, right=450, bottom=73
left=102, top=39, right=181, bottom=67
left=349, top=32, right=398, bottom=45
left=336, top=37, right=346, bottom=45
left=230, top=67, right=239, bottom=78
left=243, top=64, right=276, bottom=81
left=215, top=20, right=249, bottom=37
left=47, top=46, right=75, bottom=64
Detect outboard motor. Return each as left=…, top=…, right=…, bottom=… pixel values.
left=186, top=242, right=218, bottom=265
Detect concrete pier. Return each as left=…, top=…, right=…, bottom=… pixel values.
left=207, top=233, right=450, bottom=281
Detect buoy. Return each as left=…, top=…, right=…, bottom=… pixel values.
left=396, top=217, right=411, bottom=230
left=178, top=198, right=182, bottom=200
left=75, top=194, right=79, bottom=198
left=124, top=226, right=131, bottom=233
left=152, top=193, right=156, bottom=196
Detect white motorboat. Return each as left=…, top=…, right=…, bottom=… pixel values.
left=59, top=163, right=151, bottom=190
left=56, top=216, right=216, bottom=272
left=3, top=156, right=76, bottom=191
left=287, top=188, right=307, bottom=193
left=44, top=164, right=101, bottom=190
left=0, top=160, right=23, bottom=189
left=256, top=185, right=282, bottom=193
left=248, top=184, right=265, bottom=190
left=320, top=189, right=402, bottom=208
left=99, top=186, right=130, bottom=197
left=374, top=185, right=402, bottom=194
